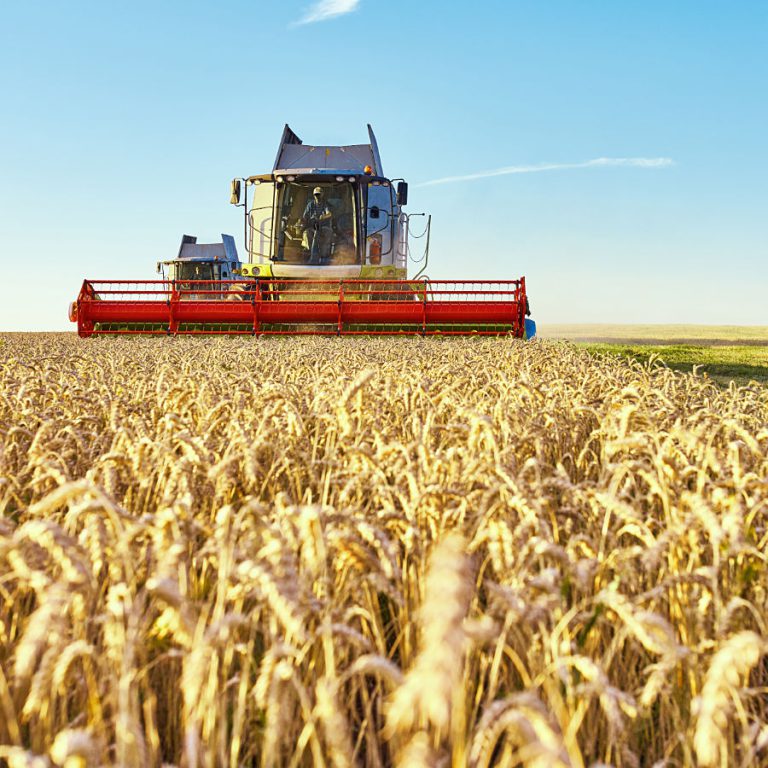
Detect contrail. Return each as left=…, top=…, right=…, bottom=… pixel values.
left=416, top=157, right=675, bottom=187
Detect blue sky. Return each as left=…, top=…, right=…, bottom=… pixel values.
left=1, top=0, right=766, bottom=328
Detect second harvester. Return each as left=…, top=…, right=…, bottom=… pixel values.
left=69, top=125, right=534, bottom=337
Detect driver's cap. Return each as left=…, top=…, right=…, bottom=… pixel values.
left=312, top=186, right=322, bottom=195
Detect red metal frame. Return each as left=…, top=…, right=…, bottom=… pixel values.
left=70, top=278, right=528, bottom=337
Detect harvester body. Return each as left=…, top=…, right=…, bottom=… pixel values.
left=69, top=125, right=534, bottom=337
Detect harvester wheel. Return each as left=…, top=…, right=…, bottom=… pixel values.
left=227, top=283, right=249, bottom=301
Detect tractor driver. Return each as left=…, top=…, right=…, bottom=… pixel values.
left=300, top=186, right=333, bottom=265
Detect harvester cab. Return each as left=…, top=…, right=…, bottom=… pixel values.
left=69, top=123, right=533, bottom=337
left=230, top=124, right=411, bottom=281
left=156, top=234, right=241, bottom=283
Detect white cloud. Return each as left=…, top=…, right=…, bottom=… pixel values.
left=295, top=0, right=360, bottom=25
left=416, top=157, right=675, bottom=187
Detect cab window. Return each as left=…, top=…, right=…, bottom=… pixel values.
left=366, top=181, right=394, bottom=263
left=274, top=182, right=358, bottom=266
left=248, top=181, right=276, bottom=260
left=178, top=263, right=213, bottom=281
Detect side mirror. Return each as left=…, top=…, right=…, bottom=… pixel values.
left=370, top=205, right=380, bottom=219
left=396, top=181, right=408, bottom=206
left=230, top=179, right=241, bottom=205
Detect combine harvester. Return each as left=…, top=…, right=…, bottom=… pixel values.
left=69, top=125, right=534, bottom=337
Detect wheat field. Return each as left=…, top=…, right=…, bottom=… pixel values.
left=0, top=333, right=766, bottom=768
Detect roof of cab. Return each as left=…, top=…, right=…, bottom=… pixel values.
left=272, top=124, right=384, bottom=176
